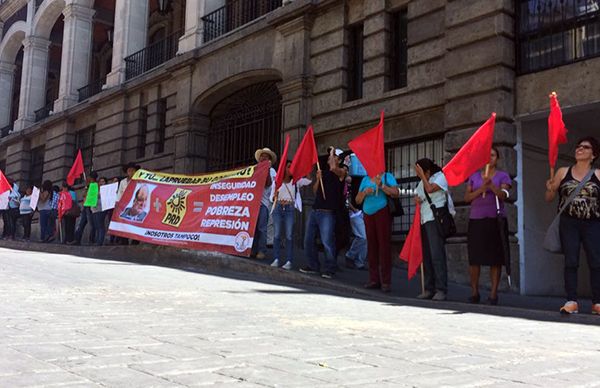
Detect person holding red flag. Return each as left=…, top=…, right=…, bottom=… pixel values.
left=355, top=170, right=399, bottom=292
left=300, top=147, right=347, bottom=279
left=251, top=147, right=277, bottom=260
left=414, top=158, right=453, bottom=301
left=464, top=147, right=512, bottom=305
left=545, top=136, right=600, bottom=315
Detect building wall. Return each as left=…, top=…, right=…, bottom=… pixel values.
left=2, top=0, right=600, bottom=294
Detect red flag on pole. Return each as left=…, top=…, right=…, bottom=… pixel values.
left=58, top=191, right=73, bottom=220
left=67, top=150, right=85, bottom=186
left=443, top=113, right=496, bottom=187
left=274, top=134, right=290, bottom=192
left=0, top=170, right=11, bottom=194
left=289, top=126, right=318, bottom=180
left=399, top=203, right=423, bottom=280
left=548, top=92, right=568, bottom=172
left=348, top=111, right=385, bottom=178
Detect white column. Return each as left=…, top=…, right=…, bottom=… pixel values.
left=14, top=36, right=50, bottom=131
left=178, top=0, right=205, bottom=53
left=54, top=3, right=95, bottom=112
left=0, top=61, right=16, bottom=128
left=106, top=0, right=149, bottom=87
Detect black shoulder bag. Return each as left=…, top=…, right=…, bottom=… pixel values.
left=385, top=174, right=404, bottom=217
left=424, top=190, right=456, bottom=239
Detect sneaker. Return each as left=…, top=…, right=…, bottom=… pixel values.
left=432, top=291, right=447, bottom=301
left=560, top=301, right=579, bottom=315
left=592, top=304, right=600, bottom=315
left=282, top=261, right=292, bottom=270
left=416, top=290, right=435, bottom=299
left=270, top=259, right=280, bottom=267
left=256, top=252, right=266, bottom=260
left=321, top=272, right=334, bottom=279
left=299, top=266, right=318, bottom=275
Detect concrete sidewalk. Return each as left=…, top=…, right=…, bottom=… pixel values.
left=1, top=239, right=596, bottom=322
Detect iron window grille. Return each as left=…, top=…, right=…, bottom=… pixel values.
left=517, top=0, right=600, bottom=74
left=207, top=82, right=281, bottom=172
left=386, top=136, right=445, bottom=236
left=388, top=9, right=408, bottom=90
left=29, top=146, right=45, bottom=187
left=202, top=0, right=283, bottom=43
left=34, top=101, right=54, bottom=123
left=75, top=126, right=95, bottom=173
left=346, top=23, right=364, bottom=102
left=77, top=77, right=106, bottom=102
left=124, top=30, right=181, bottom=80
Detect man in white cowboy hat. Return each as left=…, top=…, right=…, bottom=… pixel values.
left=251, top=147, right=277, bottom=259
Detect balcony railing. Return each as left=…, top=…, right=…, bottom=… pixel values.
left=202, top=0, right=283, bottom=43
left=517, top=0, right=600, bottom=74
left=34, top=101, right=54, bottom=122
left=0, top=123, right=13, bottom=138
left=78, top=77, right=106, bottom=102
left=124, top=31, right=181, bottom=81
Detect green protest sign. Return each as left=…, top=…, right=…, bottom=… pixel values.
left=84, top=182, right=99, bottom=207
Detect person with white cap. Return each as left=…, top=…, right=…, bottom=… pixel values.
left=251, top=147, right=277, bottom=260
left=300, top=147, right=347, bottom=279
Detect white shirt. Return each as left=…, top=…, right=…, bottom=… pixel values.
left=261, top=168, right=277, bottom=208
left=116, top=178, right=130, bottom=201
left=416, top=171, right=455, bottom=224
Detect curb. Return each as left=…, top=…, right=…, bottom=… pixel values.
left=3, top=240, right=599, bottom=325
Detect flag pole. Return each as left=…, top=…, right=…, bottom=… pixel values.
left=482, top=164, right=490, bottom=199
left=420, top=263, right=425, bottom=295
left=316, top=161, right=326, bottom=200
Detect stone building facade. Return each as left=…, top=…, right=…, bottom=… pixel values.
left=0, top=0, right=599, bottom=296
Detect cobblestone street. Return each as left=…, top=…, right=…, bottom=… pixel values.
left=1, top=247, right=599, bottom=387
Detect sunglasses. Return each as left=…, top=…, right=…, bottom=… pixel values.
left=576, top=144, right=593, bottom=150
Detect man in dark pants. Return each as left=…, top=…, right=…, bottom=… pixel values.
left=300, top=148, right=347, bottom=279
left=71, top=172, right=98, bottom=245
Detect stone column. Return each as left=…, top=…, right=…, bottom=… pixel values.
left=178, top=0, right=205, bottom=53
left=14, top=36, right=50, bottom=131
left=54, top=2, right=95, bottom=112
left=0, top=61, right=15, bottom=128
left=6, top=139, right=31, bottom=187
left=443, top=0, right=518, bottom=290
left=106, top=0, right=149, bottom=87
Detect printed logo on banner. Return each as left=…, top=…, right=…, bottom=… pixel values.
left=234, top=231, right=251, bottom=253
left=162, top=188, right=192, bottom=227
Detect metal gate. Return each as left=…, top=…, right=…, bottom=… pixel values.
left=207, top=82, right=282, bottom=172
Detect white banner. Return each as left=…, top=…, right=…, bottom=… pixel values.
left=30, top=186, right=40, bottom=211
left=100, top=182, right=118, bottom=211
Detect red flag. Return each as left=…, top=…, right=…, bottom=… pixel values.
left=443, top=113, right=496, bottom=186
left=274, top=134, right=290, bottom=193
left=289, top=126, right=318, bottom=180
left=0, top=170, right=11, bottom=194
left=58, top=191, right=73, bottom=220
left=67, top=150, right=85, bottom=186
left=548, top=92, right=568, bottom=169
left=399, top=203, right=423, bottom=280
left=348, top=111, right=385, bottom=178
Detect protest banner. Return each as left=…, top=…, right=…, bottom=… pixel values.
left=108, top=162, right=270, bottom=256
left=100, top=182, right=118, bottom=210
left=83, top=182, right=99, bottom=207
left=30, top=186, right=40, bottom=210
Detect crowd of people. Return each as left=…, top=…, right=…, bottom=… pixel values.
left=0, top=162, right=140, bottom=246
left=1, top=136, right=599, bottom=314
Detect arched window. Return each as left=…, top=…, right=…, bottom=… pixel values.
left=207, top=82, right=282, bottom=172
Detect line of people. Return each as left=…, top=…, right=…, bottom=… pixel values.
left=0, top=162, right=140, bottom=246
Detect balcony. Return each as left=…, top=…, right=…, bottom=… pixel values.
left=124, top=31, right=181, bottom=81
left=517, top=0, right=600, bottom=74
left=78, top=77, right=106, bottom=102
left=0, top=123, right=13, bottom=138
left=34, top=101, right=54, bottom=123
left=202, top=0, right=283, bottom=43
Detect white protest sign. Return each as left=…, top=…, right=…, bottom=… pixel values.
left=0, top=191, right=8, bottom=210
left=30, top=186, right=40, bottom=210
left=100, top=182, right=118, bottom=211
